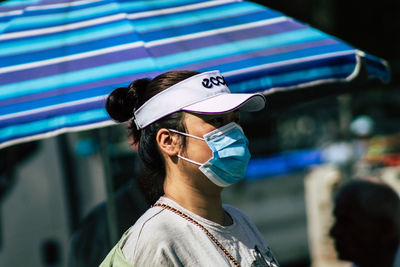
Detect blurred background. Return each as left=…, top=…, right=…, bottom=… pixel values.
left=1, top=0, right=399, bottom=267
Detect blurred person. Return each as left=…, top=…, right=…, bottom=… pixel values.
left=330, top=178, right=400, bottom=267
left=100, top=70, right=279, bottom=266
left=68, top=181, right=148, bottom=267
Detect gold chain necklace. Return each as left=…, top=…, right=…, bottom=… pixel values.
left=153, top=203, right=241, bottom=267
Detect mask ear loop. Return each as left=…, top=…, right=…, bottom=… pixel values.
left=168, top=129, right=205, bottom=166
left=176, top=154, right=203, bottom=166
left=168, top=129, right=204, bottom=141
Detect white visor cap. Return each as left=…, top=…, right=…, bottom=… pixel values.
left=133, top=70, right=265, bottom=129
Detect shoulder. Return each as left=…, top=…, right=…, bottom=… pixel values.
left=223, top=203, right=269, bottom=245
left=223, top=203, right=246, bottom=215
left=223, top=204, right=254, bottom=226
left=122, top=205, right=217, bottom=265
left=121, top=206, right=193, bottom=261
left=127, top=206, right=188, bottom=243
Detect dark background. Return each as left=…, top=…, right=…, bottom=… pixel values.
left=240, top=0, right=400, bottom=156
left=258, top=0, right=400, bottom=75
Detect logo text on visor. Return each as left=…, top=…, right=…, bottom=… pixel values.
left=202, top=76, right=226, bottom=88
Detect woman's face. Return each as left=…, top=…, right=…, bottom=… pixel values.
left=330, top=197, right=380, bottom=264
left=181, top=110, right=240, bottom=165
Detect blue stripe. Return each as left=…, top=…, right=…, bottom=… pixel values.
left=0, top=0, right=41, bottom=8
left=5, top=2, right=121, bottom=32
left=0, top=0, right=202, bottom=19
left=0, top=28, right=344, bottom=99
left=227, top=53, right=357, bottom=82
left=0, top=57, right=157, bottom=100
left=119, top=0, right=206, bottom=13
left=0, top=20, right=136, bottom=56
left=228, top=63, right=356, bottom=93
left=209, top=43, right=355, bottom=75
left=364, top=54, right=390, bottom=82
left=365, top=64, right=391, bottom=83
left=0, top=108, right=109, bottom=142
left=0, top=21, right=10, bottom=33
left=0, top=12, right=282, bottom=65
left=9, top=1, right=106, bottom=17
left=0, top=12, right=19, bottom=22
left=1, top=58, right=358, bottom=116
left=138, top=10, right=281, bottom=42
left=0, top=98, right=106, bottom=127
left=0, top=32, right=139, bottom=67
left=0, top=83, right=123, bottom=116
left=245, top=150, right=324, bottom=180
left=2, top=54, right=357, bottom=114
left=131, top=2, right=264, bottom=33
left=151, top=27, right=329, bottom=69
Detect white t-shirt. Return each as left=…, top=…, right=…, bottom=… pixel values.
left=393, top=244, right=400, bottom=267
left=121, top=196, right=279, bottom=266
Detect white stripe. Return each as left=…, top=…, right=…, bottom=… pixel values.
left=127, top=0, right=236, bottom=20
left=0, top=41, right=144, bottom=74
left=0, top=9, right=23, bottom=17
left=223, top=50, right=357, bottom=77
left=0, top=13, right=126, bottom=41
left=146, top=17, right=287, bottom=47
left=0, top=0, right=100, bottom=18
left=0, top=95, right=106, bottom=121
left=26, top=0, right=102, bottom=11
left=0, top=120, right=116, bottom=150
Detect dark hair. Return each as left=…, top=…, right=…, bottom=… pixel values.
left=106, top=70, right=200, bottom=204
left=335, top=179, right=400, bottom=241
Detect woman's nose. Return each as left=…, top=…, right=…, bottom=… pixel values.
left=226, top=111, right=240, bottom=124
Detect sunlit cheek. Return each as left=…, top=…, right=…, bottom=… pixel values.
left=194, top=142, right=213, bottom=163
left=205, top=145, right=213, bottom=160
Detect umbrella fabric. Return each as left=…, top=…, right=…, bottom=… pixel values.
left=0, top=0, right=390, bottom=149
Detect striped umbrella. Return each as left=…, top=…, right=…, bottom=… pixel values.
left=0, top=0, right=390, bottom=149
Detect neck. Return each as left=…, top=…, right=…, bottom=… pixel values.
left=163, top=173, right=231, bottom=226
left=356, top=242, right=398, bottom=267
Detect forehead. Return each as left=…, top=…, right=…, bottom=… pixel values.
left=185, top=110, right=239, bottom=120
left=182, top=111, right=239, bottom=134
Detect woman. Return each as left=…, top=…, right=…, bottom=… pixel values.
left=101, top=70, right=279, bottom=266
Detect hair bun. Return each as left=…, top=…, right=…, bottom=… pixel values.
left=106, top=78, right=151, bottom=123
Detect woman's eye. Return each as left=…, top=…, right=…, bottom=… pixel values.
left=209, top=117, right=225, bottom=125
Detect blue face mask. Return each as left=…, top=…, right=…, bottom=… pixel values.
left=169, top=122, right=251, bottom=187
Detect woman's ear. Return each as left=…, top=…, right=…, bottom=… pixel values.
left=156, top=128, right=180, bottom=156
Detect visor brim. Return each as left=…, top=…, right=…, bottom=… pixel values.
left=182, top=93, right=265, bottom=114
